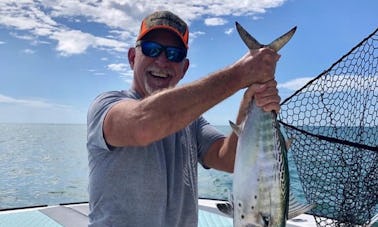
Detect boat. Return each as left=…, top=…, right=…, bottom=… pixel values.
left=0, top=198, right=317, bottom=227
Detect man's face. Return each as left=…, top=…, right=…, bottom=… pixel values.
left=129, top=29, right=189, bottom=97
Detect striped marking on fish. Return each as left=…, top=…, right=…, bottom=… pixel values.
left=217, top=22, right=314, bottom=227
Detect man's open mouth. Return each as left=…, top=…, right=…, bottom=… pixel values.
left=149, top=71, right=170, bottom=79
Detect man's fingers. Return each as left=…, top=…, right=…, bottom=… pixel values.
left=253, top=80, right=280, bottom=113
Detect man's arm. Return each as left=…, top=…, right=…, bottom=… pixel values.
left=203, top=80, right=281, bottom=173
left=104, top=48, right=279, bottom=147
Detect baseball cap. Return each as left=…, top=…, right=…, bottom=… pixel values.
left=137, top=11, right=189, bottom=49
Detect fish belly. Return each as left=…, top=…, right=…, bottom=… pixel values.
left=233, top=102, right=289, bottom=227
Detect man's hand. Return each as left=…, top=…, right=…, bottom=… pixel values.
left=236, top=79, right=281, bottom=125
left=231, top=47, right=280, bottom=87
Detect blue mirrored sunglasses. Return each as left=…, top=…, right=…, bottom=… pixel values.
left=136, top=41, right=187, bottom=63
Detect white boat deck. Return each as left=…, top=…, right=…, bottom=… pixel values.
left=0, top=199, right=318, bottom=227
left=198, top=199, right=317, bottom=227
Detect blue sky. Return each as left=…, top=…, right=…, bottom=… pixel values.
left=0, top=0, right=377, bottom=124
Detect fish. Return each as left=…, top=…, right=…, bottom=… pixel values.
left=217, top=22, right=313, bottom=227
left=235, top=22, right=297, bottom=52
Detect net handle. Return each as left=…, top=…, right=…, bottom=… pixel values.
left=280, top=27, right=378, bottom=106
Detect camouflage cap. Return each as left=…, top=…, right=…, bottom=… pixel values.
left=137, top=11, right=189, bottom=49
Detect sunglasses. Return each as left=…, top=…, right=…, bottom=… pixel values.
left=136, top=41, right=187, bottom=63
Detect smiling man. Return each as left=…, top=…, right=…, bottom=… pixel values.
left=87, top=10, right=281, bottom=227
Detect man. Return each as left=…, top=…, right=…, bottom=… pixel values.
left=87, top=10, right=280, bottom=226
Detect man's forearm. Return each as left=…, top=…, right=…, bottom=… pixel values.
left=105, top=65, right=245, bottom=147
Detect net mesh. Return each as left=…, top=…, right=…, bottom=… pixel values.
left=278, top=28, right=378, bottom=226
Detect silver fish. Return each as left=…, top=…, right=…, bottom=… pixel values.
left=217, top=22, right=312, bottom=227
left=235, top=22, right=297, bottom=52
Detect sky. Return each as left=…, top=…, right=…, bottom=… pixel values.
left=0, top=0, right=377, bottom=125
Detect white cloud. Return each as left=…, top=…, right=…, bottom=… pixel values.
left=108, top=63, right=133, bottom=83
left=108, top=63, right=128, bottom=72
left=278, top=77, right=313, bottom=90
left=94, top=72, right=106, bottom=76
left=252, top=15, right=263, bottom=20
left=120, top=71, right=134, bottom=84
left=316, top=74, right=378, bottom=93
left=278, top=75, right=378, bottom=93
left=189, top=30, right=206, bottom=44
left=10, top=32, right=51, bottom=46
left=10, top=32, right=36, bottom=40
left=22, top=48, right=35, bottom=54
left=0, top=94, right=71, bottom=109
left=52, top=30, right=92, bottom=55
left=0, top=0, right=286, bottom=56
left=225, top=28, right=234, bottom=35
left=190, top=31, right=206, bottom=38
left=204, top=17, right=227, bottom=26
left=0, top=41, right=5, bottom=45
left=51, top=29, right=127, bottom=56
left=0, top=93, right=86, bottom=123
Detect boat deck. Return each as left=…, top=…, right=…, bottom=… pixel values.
left=0, top=199, right=317, bottom=227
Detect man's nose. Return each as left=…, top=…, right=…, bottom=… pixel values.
left=154, top=51, right=170, bottom=66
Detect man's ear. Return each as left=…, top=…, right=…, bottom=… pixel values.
left=128, top=48, right=136, bottom=69
left=181, top=58, right=190, bottom=79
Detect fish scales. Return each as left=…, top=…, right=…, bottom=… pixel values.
left=232, top=100, right=289, bottom=227
left=216, top=22, right=299, bottom=227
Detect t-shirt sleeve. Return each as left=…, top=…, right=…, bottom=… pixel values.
left=195, top=117, right=226, bottom=169
left=87, top=91, right=125, bottom=151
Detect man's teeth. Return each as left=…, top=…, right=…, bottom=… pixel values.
left=151, top=72, right=168, bottom=78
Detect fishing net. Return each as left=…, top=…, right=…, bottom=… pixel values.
left=278, top=28, right=378, bottom=227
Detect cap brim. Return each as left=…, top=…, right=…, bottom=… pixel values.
left=137, top=26, right=188, bottom=49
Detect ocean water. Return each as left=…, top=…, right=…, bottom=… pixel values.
left=0, top=123, right=88, bottom=209
left=0, top=123, right=305, bottom=210
left=198, top=125, right=306, bottom=202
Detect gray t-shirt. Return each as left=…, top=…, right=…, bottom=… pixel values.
left=87, top=89, right=225, bottom=227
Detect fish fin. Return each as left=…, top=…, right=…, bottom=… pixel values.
left=216, top=202, right=234, bottom=217
left=236, top=21, right=297, bottom=52
left=229, top=120, right=242, bottom=136
left=235, top=22, right=263, bottom=50
left=268, top=26, right=297, bottom=52
left=217, top=192, right=234, bottom=218
left=276, top=122, right=290, bottom=153
left=288, top=192, right=316, bottom=219
left=285, top=137, right=294, bottom=150
left=276, top=121, right=294, bottom=150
